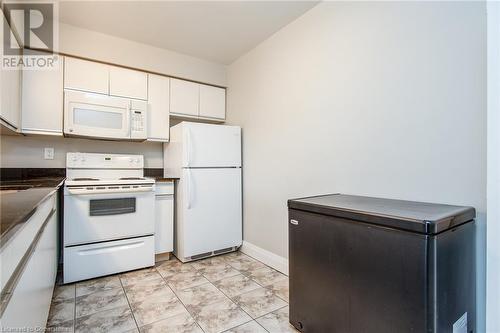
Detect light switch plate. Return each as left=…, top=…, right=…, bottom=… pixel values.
left=44, top=147, right=54, bottom=160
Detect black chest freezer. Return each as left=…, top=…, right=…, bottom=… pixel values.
left=288, top=194, right=475, bottom=333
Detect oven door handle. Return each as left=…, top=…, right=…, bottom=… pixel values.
left=77, top=240, right=145, bottom=255
left=67, top=186, right=153, bottom=195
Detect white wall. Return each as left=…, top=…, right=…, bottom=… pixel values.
left=227, top=1, right=486, bottom=329
left=58, top=23, right=227, bottom=86
left=0, top=135, right=163, bottom=168
left=487, top=2, right=500, bottom=332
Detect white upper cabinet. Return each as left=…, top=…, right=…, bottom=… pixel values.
left=64, top=57, right=109, bottom=94
left=109, top=66, right=148, bottom=100
left=199, top=84, right=226, bottom=120
left=22, top=54, right=64, bottom=135
left=64, top=57, right=148, bottom=100
left=170, top=78, right=199, bottom=117
left=147, top=74, right=170, bottom=142
left=0, top=15, right=21, bottom=130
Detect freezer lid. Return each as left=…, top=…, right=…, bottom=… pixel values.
left=288, top=194, right=475, bottom=234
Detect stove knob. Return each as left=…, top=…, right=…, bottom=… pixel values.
left=135, top=158, right=140, bottom=164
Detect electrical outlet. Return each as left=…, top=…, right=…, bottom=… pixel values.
left=44, top=147, right=54, bottom=160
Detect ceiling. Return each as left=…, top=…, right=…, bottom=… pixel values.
left=57, top=1, right=318, bottom=65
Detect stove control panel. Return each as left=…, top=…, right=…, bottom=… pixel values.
left=67, top=153, right=144, bottom=169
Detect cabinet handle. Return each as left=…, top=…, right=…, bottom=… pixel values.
left=290, top=219, right=299, bottom=225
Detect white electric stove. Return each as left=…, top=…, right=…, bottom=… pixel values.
left=63, top=152, right=156, bottom=283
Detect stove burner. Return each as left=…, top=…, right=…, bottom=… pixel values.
left=72, top=178, right=99, bottom=181
left=119, top=177, right=146, bottom=180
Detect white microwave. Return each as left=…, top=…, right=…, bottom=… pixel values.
left=64, top=90, right=147, bottom=141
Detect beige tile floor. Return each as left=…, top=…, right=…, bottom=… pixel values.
left=46, top=251, right=298, bottom=333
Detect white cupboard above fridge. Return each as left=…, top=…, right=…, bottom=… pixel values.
left=199, top=84, right=226, bottom=120
left=170, top=78, right=226, bottom=122
left=170, top=78, right=199, bottom=117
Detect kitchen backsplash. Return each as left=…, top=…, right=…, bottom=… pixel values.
left=0, top=135, right=163, bottom=168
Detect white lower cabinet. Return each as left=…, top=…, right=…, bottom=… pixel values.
left=155, top=182, right=174, bottom=254
left=0, top=206, right=58, bottom=330
left=0, top=195, right=55, bottom=292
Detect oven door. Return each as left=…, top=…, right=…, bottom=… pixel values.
left=63, top=187, right=155, bottom=246
left=64, top=90, right=131, bottom=140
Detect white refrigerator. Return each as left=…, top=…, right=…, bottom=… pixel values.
left=164, top=122, right=242, bottom=262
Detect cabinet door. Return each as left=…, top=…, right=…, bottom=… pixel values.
left=64, top=57, right=109, bottom=94
left=147, top=74, right=170, bottom=141
left=155, top=194, right=174, bottom=254
left=22, top=54, right=64, bottom=135
left=199, top=84, right=226, bottom=120
left=109, top=66, right=148, bottom=100
left=0, top=208, right=57, bottom=329
left=0, top=16, right=21, bottom=129
left=170, top=78, right=199, bottom=117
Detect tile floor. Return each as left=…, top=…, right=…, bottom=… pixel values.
left=46, top=251, right=298, bottom=333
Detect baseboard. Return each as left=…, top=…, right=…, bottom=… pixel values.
left=240, top=241, right=289, bottom=275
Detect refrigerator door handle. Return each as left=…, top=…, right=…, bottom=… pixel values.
left=186, top=169, right=193, bottom=209
left=186, top=128, right=192, bottom=167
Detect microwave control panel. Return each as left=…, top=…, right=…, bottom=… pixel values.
left=132, top=111, right=145, bottom=132
left=130, top=99, right=147, bottom=139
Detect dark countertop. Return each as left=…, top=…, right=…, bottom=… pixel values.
left=1, top=177, right=65, bottom=245
left=153, top=177, right=179, bottom=182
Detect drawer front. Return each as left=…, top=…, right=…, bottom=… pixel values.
left=64, top=236, right=154, bottom=283
left=155, top=182, right=174, bottom=195
left=0, top=195, right=55, bottom=292
left=0, top=209, right=57, bottom=329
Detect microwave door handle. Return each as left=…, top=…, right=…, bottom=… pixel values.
left=127, top=103, right=132, bottom=137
